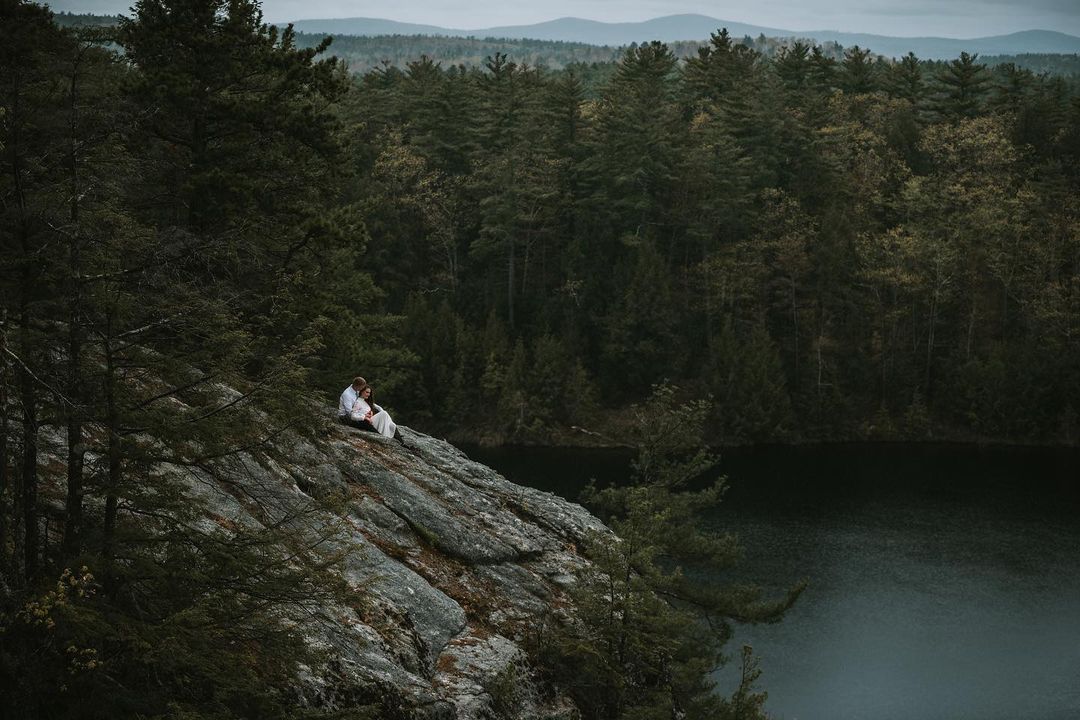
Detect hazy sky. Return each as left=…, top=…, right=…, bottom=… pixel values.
left=50, top=0, right=1080, bottom=38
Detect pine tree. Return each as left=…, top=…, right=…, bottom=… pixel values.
left=682, top=28, right=759, bottom=109
left=889, top=52, right=925, bottom=105
left=0, top=0, right=79, bottom=581
left=1, top=4, right=373, bottom=717
left=774, top=41, right=812, bottom=98
left=535, top=385, right=803, bottom=719
left=584, top=41, right=682, bottom=242
left=401, top=55, right=473, bottom=174
left=468, top=55, right=558, bottom=330
left=933, top=52, right=991, bottom=121
left=808, top=44, right=839, bottom=98
left=841, top=45, right=877, bottom=95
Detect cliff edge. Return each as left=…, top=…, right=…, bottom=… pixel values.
left=123, top=421, right=606, bottom=718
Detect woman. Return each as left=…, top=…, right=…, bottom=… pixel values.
left=350, top=381, right=405, bottom=444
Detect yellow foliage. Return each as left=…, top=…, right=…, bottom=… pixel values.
left=16, top=567, right=96, bottom=631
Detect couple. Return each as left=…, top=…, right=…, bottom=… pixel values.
left=338, top=376, right=405, bottom=445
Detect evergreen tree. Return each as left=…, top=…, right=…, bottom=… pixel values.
left=535, top=385, right=803, bottom=719
left=682, top=28, right=759, bottom=109
left=808, top=44, right=839, bottom=98
left=468, top=54, right=559, bottom=330
left=889, top=52, right=925, bottom=106
left=584, top=42, right=682, bottom=242
left=0, top=0, right=74, bottom=582
left=933, top=52, right=991, bottom=121
left=841, top=45, right=877, bottom=95
left=1, top=5, right=374, bottom=717
left=774, top=41, right=812, bottom=99
left=401, top=55, right=474, bottom=174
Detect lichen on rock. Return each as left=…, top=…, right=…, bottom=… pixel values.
left=169, top=421, right=603, bottom=717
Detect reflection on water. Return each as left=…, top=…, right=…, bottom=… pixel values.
left=458, top=443, right=1080, bottom=720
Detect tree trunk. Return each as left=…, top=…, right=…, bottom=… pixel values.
left=966, top=301, right=976, bottom=360
left=17, top=220, right=39, bottom=582
left=19, top=337, right=39, bottom=582
left=63, top=53, right=86, bottom=558
left=791, top=277, right=799, bottom=380
left=507, top=233, right=516, bottom=330
left=102, top=325, right=121, bottom=595
left=816, top=308, right=826, bottom=396
left=925, top=291, right=938, bottom=398
left=877, top=292, right=888, bottom=406
left=0, top=314, right=9, bottom=572
left=8, top=30, right=37, bottom=583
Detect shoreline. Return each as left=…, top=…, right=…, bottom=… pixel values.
left=437, top=426, right=1080, bottom=452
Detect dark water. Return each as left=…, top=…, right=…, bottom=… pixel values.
left=457, top=443, right=1080, bottom=720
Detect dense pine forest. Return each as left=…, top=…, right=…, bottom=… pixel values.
left=23, top=7, right=1080, bottom=450
left=979, top=53, right=1080, bottom=78
left=347, top=41, right=1080, bottom=446
left=1, top=2, right=375, bottom=716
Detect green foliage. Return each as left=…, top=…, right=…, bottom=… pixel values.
left=1, top=493, right=352, bottom=718
left=483, top=662, right=531, bottom=719
left=531, top=385, right=803, bottom=719
left=841, top=45, right=878, bottom=94
left=933, top=52, right=992, bottom=120
left=903, top=391, right=933, bottom=439
left=5, top=4, right=1080, bottom=716
left=601, top=243, right=682, bottom=396
left=586, top=42, right=683, bottom=231
left=0, top=2, right=390, bottom=717
left=682, top=29, right=760, bottom=107
left=707, top=322, right=795, bottom=443
left=334, top=28, right=1080, bottom=446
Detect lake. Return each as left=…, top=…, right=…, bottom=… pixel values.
left=457, top=442, right=1080, bottom=720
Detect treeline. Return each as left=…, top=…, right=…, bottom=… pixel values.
left=50, top=15, right=847, bottom=74
left=285, top=32, right=849, bottom=74
left=346, top=35, right=1080, bottom=445
left=51, top=11, right=122, bottom=28
left=57, top=14, right=1080, bottom=80
left=979, top=53, right=1080, bottom=78
left=292, top=32, right=625, bottom=72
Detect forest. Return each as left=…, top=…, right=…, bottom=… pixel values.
left=344, top=40, right=1080, bottom=447
left=24, top=6, right=1080, bottom=449
left=2, top=1, right=1079, bottom=718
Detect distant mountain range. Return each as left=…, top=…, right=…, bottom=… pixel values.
left=288, top=13, right=1080, bottom=60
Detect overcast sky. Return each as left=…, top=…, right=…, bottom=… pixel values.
left=49, top=0, right=1080, bottom=38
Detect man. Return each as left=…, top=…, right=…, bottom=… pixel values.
left=338, top=376, right=366, bottom=427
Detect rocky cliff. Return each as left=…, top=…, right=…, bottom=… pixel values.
left=125, top=421, right=607, bottom=719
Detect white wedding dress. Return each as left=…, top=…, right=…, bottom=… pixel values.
left=351, top=397, right=397, bottom=439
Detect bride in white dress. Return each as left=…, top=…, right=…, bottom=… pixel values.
left=350, top=382, right=403, bottom=443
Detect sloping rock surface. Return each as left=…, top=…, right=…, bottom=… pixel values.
left=165, top=423, right=606, bottom=718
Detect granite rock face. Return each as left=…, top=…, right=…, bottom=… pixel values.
left=168, top=423, right=607, bottom=718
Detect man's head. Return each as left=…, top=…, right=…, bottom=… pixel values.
left=352, top=376, right=367, bottom=392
